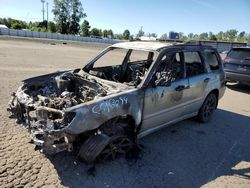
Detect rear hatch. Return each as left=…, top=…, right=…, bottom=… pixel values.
left=224, top=48, right=250, bottom=75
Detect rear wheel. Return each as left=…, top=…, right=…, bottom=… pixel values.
left=198, top=93, right=218, bottom=123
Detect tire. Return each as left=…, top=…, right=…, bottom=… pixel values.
left=198, top=93, right=218, bottom=123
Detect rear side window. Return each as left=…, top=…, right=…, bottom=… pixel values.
left=129, top=50, right=155, bottom=63
left=203, top=50, right=220, bottom=70
left=184, top=51, right=204, bottom=77
left=227, top=49, right=250, bottom=60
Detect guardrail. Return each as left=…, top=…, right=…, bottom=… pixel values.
left=0, top=28, right=123, bottom=44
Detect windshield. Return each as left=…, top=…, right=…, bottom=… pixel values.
left=227, top=48, right=250, bottom=60
left=85, top=47, right=156, bottom=86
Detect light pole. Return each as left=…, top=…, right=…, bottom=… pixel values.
left=46, top=2, right=49, bottom=30
left=41, top=0, right=45, bottom=22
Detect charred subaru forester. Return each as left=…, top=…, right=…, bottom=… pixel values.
left=8, top=42, right=226, bottom=163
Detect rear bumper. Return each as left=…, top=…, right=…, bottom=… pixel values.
left=225, top=71, right=250, bottom=84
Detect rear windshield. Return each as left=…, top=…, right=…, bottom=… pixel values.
left=227, top=49, right=250, bottom=60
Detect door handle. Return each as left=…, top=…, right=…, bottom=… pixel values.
left=204, top=78, right=210, bottom=83
left=175, top=85, right=189, bottom=91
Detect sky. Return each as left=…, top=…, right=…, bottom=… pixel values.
left=0, top=0, right=249, bottom=36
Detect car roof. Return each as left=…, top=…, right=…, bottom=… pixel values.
left=112, top=41, right=172, bottom=51
left=231, top=46, right=250, bottom=50
left=111, top=41, right=215, bottom=52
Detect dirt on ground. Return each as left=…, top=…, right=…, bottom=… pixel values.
left=0, top=37, right=250, bottom=188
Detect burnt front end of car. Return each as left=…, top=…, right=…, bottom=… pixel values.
left=8, top=87, right=77, bottom=154
left=7, top=70, right=118, bottom=154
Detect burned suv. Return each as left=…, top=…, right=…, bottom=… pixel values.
left=8, top=42, right=226, bottom=163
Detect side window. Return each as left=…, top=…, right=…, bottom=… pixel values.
left=129, top=50, right=154, bottom=63
left=129, top=50, right=155, bottom=69
left=154, top=52, right=183, bottom=86
left=93, top=48, right=128, bottom=68
left=203, top=50, right=220, bottom=71
left=184, top=51, right=204, bottom=77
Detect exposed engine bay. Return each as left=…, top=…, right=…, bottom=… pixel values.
left=7, top=69, right=138, bottom=130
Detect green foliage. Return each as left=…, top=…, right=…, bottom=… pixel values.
left=209, top=32, right=217, bottom=41
left=81, top=20, right=91, bottom=36
left=136, top=28, right=144, bottom=39
left=160, top=34, right=168, bottom=40
left=237, top=31, right=246, bottom=43
left=28, top=21, right=47, bottom=32
left=53, top=0, right=70, bottom=34
left=114, top=33, right=123, bottom=40
left=11, top=22, right=22, bottom=29
left=48, top=22, right=57, bottom=33
left=52, top=0, right=86, bottom=34
left=123, top=29, right=130, bottom=40
left=225, top=29, right=238, bottom=42
left=107, top=29, right=114, bottom=38
left=90, top=28, right=101, bottom=36
left=103, top=29, right=108, bottom=37
left=216, top=31, right=224, bottom=41
left=247, top=34, right=250, bottom=45
left=69, top=0, right=86, bottom=34
left=199, top=32, right=208, bottom=40
left=0, top=18, right=27, bottom=29
left=188, top=33, right=194, bottom=39
left=38, top=20, right=47, bottom=29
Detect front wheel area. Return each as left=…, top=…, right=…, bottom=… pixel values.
left=198, top=93, right=218, bottom=123
left=77, top=118, right=136, bottom=164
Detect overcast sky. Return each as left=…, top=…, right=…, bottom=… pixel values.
left=0, top=0, right=249, bottom=36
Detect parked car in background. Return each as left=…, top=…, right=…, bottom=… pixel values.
left=8, top=42, right=226, bottom=163
left=224, top=47, right=250, bottom=85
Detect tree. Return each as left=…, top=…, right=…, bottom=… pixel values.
left=102, top=29, right=108, bottom=37
left=216, top=31, right=224, bottom=41
left=148, top=33, right=157, bottom=38
left=69, top=0, right=86, bottom=34
left=247, top=34, right=250, bottom=45
left=160, top=33, right=168, bottom=40
left=199, top=32, right=208, bottom=40
left=136, top=28, right=144, bottom=39
left=81, top=20, right=90, bottom=36
left=225, top=29, right=238, bottom=42
left=123, top=29, right=130, bottom=40
left=179, top=32, right=188, bottom=41
left=107, top=29, right=114, bottom=38
left=237, top=31, right=246, bottom=43
left=52, top=0, right=86, bottom=34
left=48, top=21, right=57, bottom=33
left=188, top=33, right=194, bottom=39
left=114, top=33, right=123, bottom=40
left=53, top=0, right=70, bottom=34
left=209, top=32, right=217, bottom=41
left=99, top=29, right=103, bottom=36
left=11, top=22, right=22, bottom=29
left=90, top=28, right=101, bottom=36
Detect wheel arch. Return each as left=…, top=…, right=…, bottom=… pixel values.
left=208, top=89, right=219, bottom=107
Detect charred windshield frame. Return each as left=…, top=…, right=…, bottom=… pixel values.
left=83, top=46, right=159, bottom=87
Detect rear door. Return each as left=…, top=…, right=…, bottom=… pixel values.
left=183, top=51, right=211, bottom=114
left=224, top=48, right=250, bottom=75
